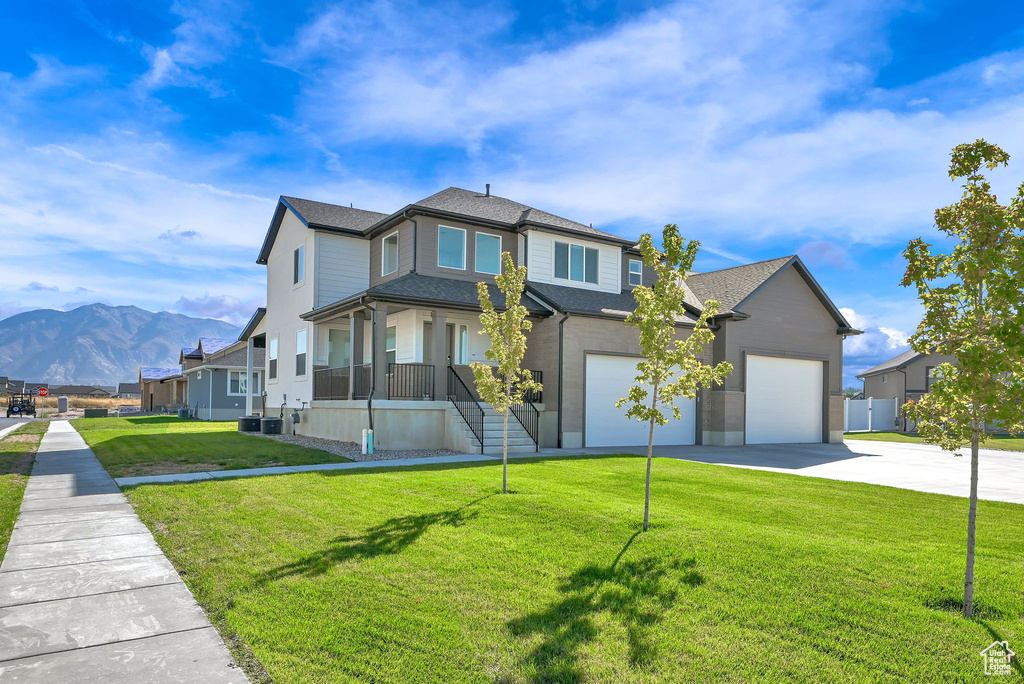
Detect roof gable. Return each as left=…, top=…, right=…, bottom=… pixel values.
left=257, top=196, right=388, bottom=265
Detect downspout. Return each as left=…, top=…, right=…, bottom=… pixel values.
left=557, top=312, right=570, bottom=448
left=208, top=369, right=213, bottom=422
left=898, top=366, right=908, bottom=432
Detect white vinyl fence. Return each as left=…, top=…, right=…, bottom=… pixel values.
left=844, top=397, right=899, bottom=432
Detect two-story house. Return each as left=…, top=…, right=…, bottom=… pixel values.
left=240, top=187, right=859, bottom=452
left=857, top=348, right=958, bottom=431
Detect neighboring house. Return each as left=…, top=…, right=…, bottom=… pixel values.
left=857, top=348, right=958, bottom=431
left=117, top=382, right=142, bottom=399
left=49, top=385, right=112, bottom=398
left=139, top=367, right=184, bottom=412
left=243, top=187, right=858, bottom=451
left=181, top=337, right=265, bottom=420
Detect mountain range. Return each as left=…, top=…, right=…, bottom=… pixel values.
left=0, top=304, right=240, bottom=384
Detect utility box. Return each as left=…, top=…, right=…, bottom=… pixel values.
left=84, top=408, right=108, bottom=418
left=238, top=416, right=261, bottom=432
left=58, top=396, right=69, bottom=413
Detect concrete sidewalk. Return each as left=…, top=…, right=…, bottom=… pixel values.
left=0, top=421, right=247, bottom=683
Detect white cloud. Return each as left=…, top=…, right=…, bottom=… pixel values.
left=175, top=294, right=264, bottom=326
left=840, top=306, right=912, bottom=369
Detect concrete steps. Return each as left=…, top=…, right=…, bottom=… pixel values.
left=454, top=403, right=537, bottom=453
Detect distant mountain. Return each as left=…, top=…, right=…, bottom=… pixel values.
left=0, top=304, right=240, bottom=384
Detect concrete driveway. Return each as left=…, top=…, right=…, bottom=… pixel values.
left=544, top=440, right=1024, bottom=505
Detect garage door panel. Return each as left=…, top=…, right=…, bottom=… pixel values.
left=585, top=354, right=695, bottom=447
left=745, top=355, right=822, bottom=444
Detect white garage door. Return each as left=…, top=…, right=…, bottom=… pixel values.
left=584, top=354, right=695, bottom=447
left=745, top=355, right=823, bottom=444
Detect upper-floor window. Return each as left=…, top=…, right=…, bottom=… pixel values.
left=296, top=329, right=307, bottom=376
left=882, top=374, right=887, bottom=383
left=628, top=259, right=643, bottom=286
left=437, top=225, right=466, bottom=270
left=555, top=241, right=599, bottom=284
left=293, top=245, right=305, bottom=285
left=382, top=232, right=399, bottom=276
left=475, top=233, right=501, bottom=274
left=268, top=338, right=278, bottom=379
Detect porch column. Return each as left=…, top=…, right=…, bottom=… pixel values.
left=372, top=303, right=389, bottom=400
left=245, top=336, right=254, bottom=415
left=348, top=311, right=364, bottom=400
left=431, top=310, right=447, bottom=400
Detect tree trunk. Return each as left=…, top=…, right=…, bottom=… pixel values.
left=643, top=381, right=660, bottom=532
left=964, top=429, right=980, bottom=618
left=502, top=377, right=511, bottom=494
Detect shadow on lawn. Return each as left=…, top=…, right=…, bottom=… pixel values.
left=257, top=495, right=494, bottom=584
left=508, top=531, right=704, bottom=683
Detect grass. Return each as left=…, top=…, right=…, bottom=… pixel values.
left=846, top=431, right=1024, bottom=451
left=125, top=455, right=1024, bottom=683
left=73, top=416, right=350, bottom=478
left=0, top=421, right=48, bottom=563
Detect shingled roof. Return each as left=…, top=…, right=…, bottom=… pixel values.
left=527, top=281, right=698, bottom=322
left=409, top=187, right=624, bottom=241
left=686, top=256, right=794, bottom=313
left=140, top=367, right=180, bottom=382
left=856, top=348, right=922, bottom=378
left=281, top=196, right=388, bottom=232
left=198, top=338, right=238, bottom=356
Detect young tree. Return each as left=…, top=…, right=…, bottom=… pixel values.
left=617, top=225, right=733, bottom=531
left=472, top=252, right=542, bottom=494
left=902, top=139, right=1024, bottom=618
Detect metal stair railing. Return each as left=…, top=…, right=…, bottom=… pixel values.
left=447, top=366, right=484, bottom=453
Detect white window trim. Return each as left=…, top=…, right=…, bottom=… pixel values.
left=882, top=375, right=887, bottom=383
left=296, top=329, right=308, bottom=378
left=437, top=224, right=467, bottom=270
left=628, top=259, right=643, bottom=286
left=293, top=245, right=305, bottom=286
left=227, top=370, right=262, bottom=396
left=268, top=337, right=279, bottom=382
left=381, top=231, right=399, bottom=276
left=474, top=232, right=502, bottom=275
left=553, top=240, right=600, bottom=285
left=458, top=324, right=469, bottom=364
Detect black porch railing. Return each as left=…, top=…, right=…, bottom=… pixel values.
left=313, top=367, right=350, bottom=400
left=447, top=366, right=484, bottom=452
left=388, top=363, right=434, bottom=400
left=510, top=397, right=540, bottom=451
left=313, top=364, right=372, bottom=400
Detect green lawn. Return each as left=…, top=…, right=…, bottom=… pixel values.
left=126, top=456, right=1024, bottom=683
left=846, top=431, right=1024, bottom=451
left=74, top=416, right=350, bottom=478
left=0, top=421, right=48, bottom=563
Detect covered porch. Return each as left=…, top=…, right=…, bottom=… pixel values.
left=305, top=301, right=496, bottom=402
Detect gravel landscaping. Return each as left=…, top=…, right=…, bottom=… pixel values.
left=243, top=431, right=467, bottom=462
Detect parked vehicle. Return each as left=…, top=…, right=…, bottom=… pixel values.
left=6, top=393, right=37, bottom=418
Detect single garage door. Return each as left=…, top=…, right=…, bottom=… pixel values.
left=745, top=355, right=823, bottom=444
left=584, top=354, right=695, bottom=447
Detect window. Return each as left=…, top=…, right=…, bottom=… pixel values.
left=228, top=371, right=261, bottom=396
left=437, top=225, right=466, bottom=269
left=268, top=338, right=278, bottom=379
left=628, top=259, right=643, bottom=286
left=197, top=370, right=202, bottom=380
left=386, top=326, right=397, bottom=366
left=882, top=374, right=887, bottom=383
left=293, top=245, right=305, bottom=285
left=459, top=325, right=468, bottom=364
left=554, top=241, right=599, bottom=284
left=296, top=329, right=307, bottom=376
left=382, top=233, right=399, bottom=276
left=475, top=233, right=501, bottom=274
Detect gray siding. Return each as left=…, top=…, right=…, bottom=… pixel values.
left=415, top=216, right=520, bottom=283
left=315, top=232, right=370, bottom=307
left=369, top=220, right=415, bottom=287
left=621, top=252, right=656, bottom=291
left=190, top=368, right=264, bottom=419
left=862, top=353, right=957, bottom=401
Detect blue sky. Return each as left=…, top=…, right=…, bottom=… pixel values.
left=2, top=0, right=1024, bottom=386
